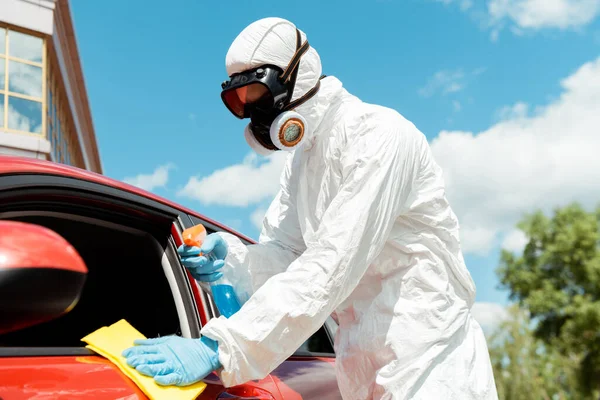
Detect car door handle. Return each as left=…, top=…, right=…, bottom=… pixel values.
left=217, top=393, right=272, bottom=400
left=217, top=394, right=263, bottom=399
left=216, top=387, right=275, bottom=400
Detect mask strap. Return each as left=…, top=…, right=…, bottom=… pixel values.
left=283, top=75, right=325, bottom=111
left=278, top=29, right=324, bottom=111
left=280, top=29, right=310, bottom=84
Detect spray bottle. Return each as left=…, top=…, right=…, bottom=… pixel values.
left=182, top=224, right=241, bottom=318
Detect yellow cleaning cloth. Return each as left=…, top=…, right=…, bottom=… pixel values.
left=81, top=319, right=207, bottom=400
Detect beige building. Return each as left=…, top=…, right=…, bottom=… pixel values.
left=0, top=0, right=102, bottom=173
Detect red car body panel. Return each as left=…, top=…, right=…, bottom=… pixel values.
left=0, top=356, right=281, bottom=400
left=0, top=155, right=341, bottom=399
left=0, top=356, right=340, bottom=400
left=0, top=356, right=147, bottom=400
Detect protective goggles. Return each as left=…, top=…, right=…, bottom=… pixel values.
left=220, top=29, right=311, bottom=119
left=220, top=65, right=290, bottom=119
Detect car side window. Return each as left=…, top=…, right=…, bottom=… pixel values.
left=296, top=325, right=335, bottom=355
left=0, top=209, right=182, bottom=348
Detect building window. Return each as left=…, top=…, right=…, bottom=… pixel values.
left=0, top=27, right=45, bottom=136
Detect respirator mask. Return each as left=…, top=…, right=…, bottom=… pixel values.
left=220, top=29, right=323, bottom=155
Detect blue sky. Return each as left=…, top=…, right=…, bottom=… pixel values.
left=71, top=0, right=600, bottom=325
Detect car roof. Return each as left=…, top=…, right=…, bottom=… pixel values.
left=0, top=155, right=255, bottom=244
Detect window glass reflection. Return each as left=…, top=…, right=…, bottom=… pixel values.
left=0, top=28, right=5, bottom=55
left=57, top=118, right=62, bottom=161
left=47, top=87, right=52, bottom=141
left=8, top=30, right=42, bottom=63
left=48, top=86, right=52, bottom=112
left=0, top=59, right=5, bottom=91
left=8, top=60, right=42, bottom=98
left=52, top=98, right=56, bottom=127
left=50, top=122, right=57, bottom=160
left=0, top=96, right=4, bottom=127
left=63, top=135, right=68, bottom=164
left=7, top=96, right=42, bottom=133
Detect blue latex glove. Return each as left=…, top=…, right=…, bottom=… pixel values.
left=178, top=233, right=228, bottom=282
left=122, top=335, right=221, bottom=386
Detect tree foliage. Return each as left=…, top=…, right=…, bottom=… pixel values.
left=489, top=305, right=587, bottom=400
left=497, top=203, right=600, bottom=395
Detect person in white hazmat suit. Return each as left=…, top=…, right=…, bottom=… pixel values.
left=122, top=17, right=498, bottom=400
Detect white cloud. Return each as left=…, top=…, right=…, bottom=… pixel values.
left=435, top=0, right=474, bottom=11
left=472, top=302, right=509, bottom=335
left=250, top=208, right=267, bottom=230
left=473, top=67, right=487, bottom=76
left=490, top=29, right=501, bottom=42
left=9, top=62, right=42, bottom=98
left=461, top=0, right=474, bottom=11
left=455, top=0, right=600, bottom=39
left=453, top=100, right=462, bottom=112
left=459, top=0, right=473, bottom=11
left=502, top=229, right=528, bottom=253
left=435, top=0, right=600, bottom=39
left=7, top=102, right=42, bottom=134
left=419, top=68, right=485, bottom=98
left=459, top=226, right=498, bottom=255
left=178, top=152, right=288, bottom=207
left=123, top=163, right=174, bottom=192
left=488, top=0, right=600, bottom=31
left=431, top=56, right=600, bottom=255
left=419, top=69, right=466, bottom=97
left=495, top=101, right=529, bottom=120
left=8, top=30, right=43, bottom=63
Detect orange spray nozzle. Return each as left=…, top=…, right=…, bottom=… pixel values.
left=182, top=224, right=208, bottom=256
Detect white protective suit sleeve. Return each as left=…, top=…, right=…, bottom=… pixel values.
left=201, top=118, right=415, bottom=387
left=216, top=152, right=307, bottom=305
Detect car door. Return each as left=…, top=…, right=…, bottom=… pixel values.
left=185, top=215, right=343, bottom=400
left=0, top=172, right=284, bottom=400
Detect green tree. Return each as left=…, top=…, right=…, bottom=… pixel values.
left=489, top=304, right=585, bottom=400
left=497, top=203, right=600, bottom=396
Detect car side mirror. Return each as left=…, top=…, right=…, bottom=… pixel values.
left=0, top=220, right=88, bottom=335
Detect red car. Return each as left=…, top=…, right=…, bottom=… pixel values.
left=0, top=155, right=342, bottom=400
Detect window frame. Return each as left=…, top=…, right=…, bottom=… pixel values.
left=0, top=24, right=46, bottom=137
left=0, top=173, right=203, bottom=357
